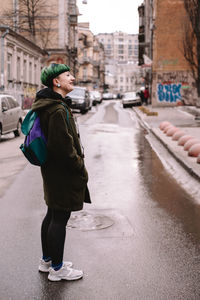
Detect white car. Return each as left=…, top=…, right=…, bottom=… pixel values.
left=122, top=91, right=141, bottom=108
left=89, top=91, right=102, bottom=105
left=0, top=94, right=23, bottom=140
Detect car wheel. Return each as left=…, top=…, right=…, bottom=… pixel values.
left=14, top=120, right=22, bottom=137
left=80, top=109, right=87, bottom=114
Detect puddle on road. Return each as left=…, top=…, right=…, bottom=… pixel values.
left=67, top=211, right=114, bottom=231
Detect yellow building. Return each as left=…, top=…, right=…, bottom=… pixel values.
left=77, top=23, right=105, bottom=92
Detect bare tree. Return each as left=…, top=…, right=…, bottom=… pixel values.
left=183, top=0, right=200, bottom=106
left=1, top=0, right=57, bottom=49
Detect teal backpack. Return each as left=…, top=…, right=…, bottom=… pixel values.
left=20, top=105, right=69, bottom=166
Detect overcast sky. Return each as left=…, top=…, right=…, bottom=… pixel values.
left=77, top=0, right=143, bottom=35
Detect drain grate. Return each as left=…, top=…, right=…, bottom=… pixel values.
left=67, top=211, right=114, bottom=231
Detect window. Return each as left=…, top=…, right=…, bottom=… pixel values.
left=34, top=64, right=37, bottom=84
left=1, top=98, right=9, bottom=110
left=23, top=59, right=27, bottom=82
left=118, top=44, right=124, bottom=49
left=29, top=62, right=32, bottom=83
left=7, top=96, right=19, bottom=108
left=128, top=45, right=132, bottom=49
left=7, top=54, right=12, bottom=81
left=83, top=67, right=87, bottom=81
left=17, top=57, right=21, bottom=81
left=107, top=44, right=111, bottom=49
left=118, top=50, right=124, bottom=54
left=119, top=38, right=123, bottom=42
left=120, top=77, right=123, bottom=82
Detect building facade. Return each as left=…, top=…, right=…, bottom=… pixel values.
left=0, top=26, right=46, bottom=108
left=140, top=0, right=196, bottom=107
left=96, top=32, right=139, bottom=94
left=77, top=22, right=105, bottom=92
left=0, top=0, right=79, bottom=76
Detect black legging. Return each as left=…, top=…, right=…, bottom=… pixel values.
left=41, top=207, right=71, bottom=266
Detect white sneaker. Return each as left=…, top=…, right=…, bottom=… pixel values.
left=48, top=262, right=83, bottom=281
left=38, top=259, right=73, bottom=273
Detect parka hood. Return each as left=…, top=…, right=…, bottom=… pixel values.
left=32, top=88, right=72, bottom=111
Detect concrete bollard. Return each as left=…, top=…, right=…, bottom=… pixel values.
left=172, top=130, right=185, bottom=141
left=197, top=154, right=200, bottom=163
left=159, top=121, right=171, bottom=131
left=188, top=143, right=200, bottom=157
left=184, top=138, right=200, bottom=151
left=166, top=127, right=179, bottom=137
left=178, top=135, right=194, bottom=146
left=163, top=125, right=174, bottom=134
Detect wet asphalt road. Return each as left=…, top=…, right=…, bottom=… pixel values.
left=1, top=100, right=200, bottom=299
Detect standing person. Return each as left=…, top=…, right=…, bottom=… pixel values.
left=139, top=86, right=145, bottom=105
left=31, top=63, right=91, bottom=282
left=144, top=86, right=150, bottom=105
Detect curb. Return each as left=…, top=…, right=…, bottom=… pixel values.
left=133, top=107, right=200, bottom=183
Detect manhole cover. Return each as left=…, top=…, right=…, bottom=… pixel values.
left=67, top=211, right=114, bottom=231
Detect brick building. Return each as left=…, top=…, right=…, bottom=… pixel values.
left=151, top=0, right=196, bottom=106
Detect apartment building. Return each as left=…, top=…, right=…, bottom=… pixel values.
left=0, top=0, right=79, bottom=75
left=77, top=23, right=105, bottom=92
left=96, top=32, right=139, bottom=93
left=97, top=32, right=138, bottom=64
left=0, top=26, right=46, bottom=107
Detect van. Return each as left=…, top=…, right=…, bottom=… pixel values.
left=0, top=94, right=23, bottom=140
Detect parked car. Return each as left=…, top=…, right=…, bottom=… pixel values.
left=68, top=86, right=91, bottom=114
left=102, top=92, right=113, bottom=100
left=0, top=94, right=23, bottom=140
left=122, top=91, right=141, bottom=108
left=89, top=90, right=102, bottom=105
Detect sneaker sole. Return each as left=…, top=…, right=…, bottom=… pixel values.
left=38, top=266, right=50, bottom=273
left=38, top=262, right=73, bottom=273
left=48, top=274, right=83, bottom=282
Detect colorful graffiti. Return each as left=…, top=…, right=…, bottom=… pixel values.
left=157, top=83, right=182, bottom=103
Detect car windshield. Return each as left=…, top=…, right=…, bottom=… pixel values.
left=68, top=88, right=85, bottom=97
left=123, top=92, right=137, bottom=99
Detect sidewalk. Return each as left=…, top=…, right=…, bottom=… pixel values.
left=133, top=105, right=200, bottom=181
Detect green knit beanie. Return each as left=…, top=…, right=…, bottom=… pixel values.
left=40, top=63, right=70, bottom=87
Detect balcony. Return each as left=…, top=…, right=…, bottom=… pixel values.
left=80, top=76, right=93, bottom=83
left=79, top=57, right=93, bottom=64
left=69, top=15, right=78, bottom=26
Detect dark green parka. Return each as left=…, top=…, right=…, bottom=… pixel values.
left=32, top=88, right=90, bottom=211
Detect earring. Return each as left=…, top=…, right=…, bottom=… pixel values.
left=57, top=83, right=61, bottom=87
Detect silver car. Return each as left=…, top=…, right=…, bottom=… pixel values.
left=122, top=91, right=141, bottom=108
left=0, top=94, right=23, bottom=140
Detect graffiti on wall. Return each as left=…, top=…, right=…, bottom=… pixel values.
left=157, top=82, right=182, bottom=103
left=154, top=71, right=196, bottom=106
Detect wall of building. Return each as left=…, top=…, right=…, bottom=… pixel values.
left=152, top=0, right=196, bottom=106
left=0, top=28, right=45, bottom=108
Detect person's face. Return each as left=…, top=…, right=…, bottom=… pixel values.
left=56, top=71, right=75, bottom=94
